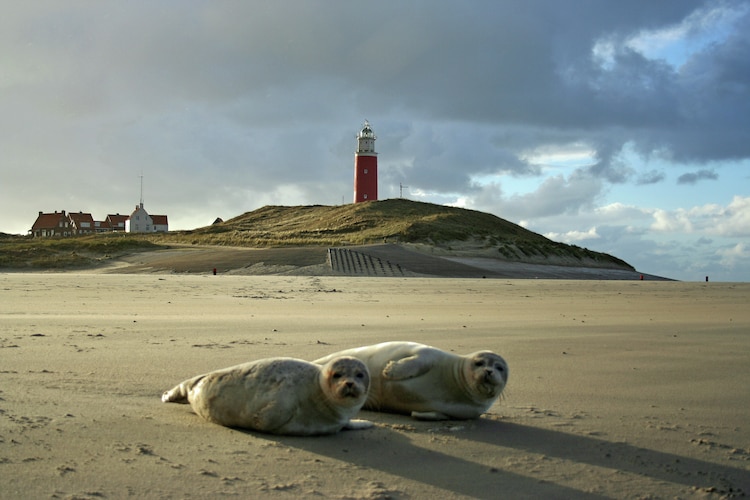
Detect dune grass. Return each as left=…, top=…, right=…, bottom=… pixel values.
left=0, top=232, right=164, bottom=269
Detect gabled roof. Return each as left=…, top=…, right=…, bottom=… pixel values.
left=106, top=214, right=128, bottom=224
left=130, top=207, right=143, bottom=216
left=68, top=212, right=95, bottom=226
left=106, top=214, right=128, bottom=229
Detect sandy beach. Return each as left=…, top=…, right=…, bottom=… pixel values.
left=1, top=273, right=749, bottom=499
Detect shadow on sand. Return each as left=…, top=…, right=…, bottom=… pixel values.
left=258, top=416, right=747, bottom=499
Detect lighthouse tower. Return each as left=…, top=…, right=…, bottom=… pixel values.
left=353, top=120, right=378, bottom=203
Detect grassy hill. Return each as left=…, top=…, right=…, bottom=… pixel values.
left=183, top=199, right=541, bottom=245
left=175, top=199, right=633, bottom=269
left=0, top=199, right=633, bottom=271
left=0, top=233, right=162, bottom=269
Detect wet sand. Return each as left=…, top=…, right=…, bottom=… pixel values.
left=1, top=273, right=748, bottom=499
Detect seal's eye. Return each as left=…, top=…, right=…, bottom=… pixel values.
left=474, top=360, right=485, bottom=367
left=332, top=372, right=342, bottom=379
left=356, top=372, right=365, bottom=379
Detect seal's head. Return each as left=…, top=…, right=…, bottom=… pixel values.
left=321, top=356, right=370, bottom=407
left=465, top=351, right=508, bottom=399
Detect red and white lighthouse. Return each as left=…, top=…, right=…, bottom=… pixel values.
left=353, top=120, right=377, bottom=203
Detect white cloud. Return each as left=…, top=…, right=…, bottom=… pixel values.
left=520, top=143, right=597, bottom=169
left=651, top=209, right=693, bottom=233
left=717, top=242, right=749, bottom=270
left=649, top=196, right=750, bottom=237
left=596, top=202, right=649, bottom=219
left=710, top=195, right=750, bottom=237
left=544, top=227, right=600, bottom=243
left=626, top=1, right=749, bottom=68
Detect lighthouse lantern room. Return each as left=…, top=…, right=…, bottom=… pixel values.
left=353, top=120, right=378, bottom=203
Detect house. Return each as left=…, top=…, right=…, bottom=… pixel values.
left=125, top=203, right=169, bottom=233
left=30, top=211, right=71, bottom=237
left=67, top=211, right=96, bottom=235
left=150, top=214, right=169, bottom=233
left=105, top=214, right=128, bottom=232
left=30, top=207, right=169, bottom=237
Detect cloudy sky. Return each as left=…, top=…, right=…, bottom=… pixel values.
left=2, top=1, right=748, bottom=281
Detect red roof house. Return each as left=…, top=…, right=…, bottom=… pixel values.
left=30, top=211, right=71, bottom=237
left=105, top=214, right=128, bottom=232
left=67, top=212, right=95, bottom=235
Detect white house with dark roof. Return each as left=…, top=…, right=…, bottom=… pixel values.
left=125, top=203, right=168, bottom=233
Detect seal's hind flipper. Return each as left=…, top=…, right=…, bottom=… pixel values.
left=161, top=374, right=205, bottom=404
left=161, top=387, right=186, bottom=403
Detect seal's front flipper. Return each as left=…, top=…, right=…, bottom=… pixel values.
left=382, top=355, right=432, bottom=380
left=411, top=411, right=450, bottom=421
left=343, top=419, right=375, bottom=431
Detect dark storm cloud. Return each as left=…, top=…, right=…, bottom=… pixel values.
left=1, top=1, right=748, bottom=246
left=4, top=2, right=746, bottom=174
left=637, top=170, right=666, bottom=185
left=677, top=169, right=719, bottom=185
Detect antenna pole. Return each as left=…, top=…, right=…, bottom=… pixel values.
left=139, top=172, right=144, bottom=207
left=399, top=183, right=409, bottom=198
